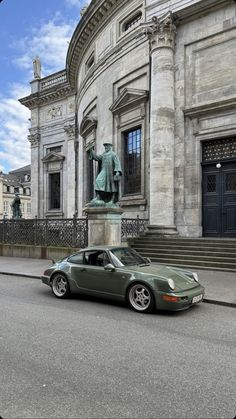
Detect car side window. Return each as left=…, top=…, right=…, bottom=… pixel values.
left=84, top=251, right=110, bottom=267
left=68, top=253, right=83, bottom=264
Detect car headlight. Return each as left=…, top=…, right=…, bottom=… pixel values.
left=167, top=278, right=175, bottom=290
left=192, top=272, right=198, bottom=282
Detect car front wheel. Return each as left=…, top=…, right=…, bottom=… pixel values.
left=51, top=273, right=71, bottom=299
left=127, top=283, right=154, bottom=313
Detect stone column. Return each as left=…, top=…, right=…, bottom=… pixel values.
left=28, top=129, right=40, bottom=217
left=64, top=122, right=76, bottom=218
left=148, top=13, right=178, bottom=235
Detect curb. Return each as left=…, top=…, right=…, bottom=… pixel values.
left=0, top=271, right=41, bottom=280
left=203, top=298, right=236, bottom=308
left=1, top=271, right=235, bottom=308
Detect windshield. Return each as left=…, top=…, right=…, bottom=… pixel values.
left=110, top=247, right=147, bottom=266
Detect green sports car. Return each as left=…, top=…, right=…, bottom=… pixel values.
left=41, top=246, right=205, bottom=313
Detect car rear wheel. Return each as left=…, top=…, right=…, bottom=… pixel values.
left=51, top=273, right=71, bottom=299
left=127, top=283, right=154, bottom=313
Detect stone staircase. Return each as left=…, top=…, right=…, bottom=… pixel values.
left=129, top=236, right=236, bottom=272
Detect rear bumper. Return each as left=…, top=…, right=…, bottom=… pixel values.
left=156, top=285, right=205, bottom=311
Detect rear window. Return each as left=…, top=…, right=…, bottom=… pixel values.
left=68, top=253, right=83, bottom=264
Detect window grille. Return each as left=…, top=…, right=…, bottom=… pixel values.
left=123, top=127, right=141, bottom=195
left=202, top=138, right=236, bottom=162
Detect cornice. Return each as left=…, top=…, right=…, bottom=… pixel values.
left=174, top=0, right=232, bottom=23
left=66, top=0, right=126, bottom=89
left=19, top=83, right=75, bottom=110
left=42, top=152, right=65, bottom=163
left=110, top=88, right=149, bottom=114
left=184, top=97, right=236, bottom=117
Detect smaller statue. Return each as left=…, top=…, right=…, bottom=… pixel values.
left=33, top=56, right=41, bottom=79
left=87, top=142, right=122, bottom=207
left=11, top=192, right=22, bottom=219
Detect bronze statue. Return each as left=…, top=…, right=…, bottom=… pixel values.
left=11, top=192, right=22, bottom=219
left=87, top=143, right=122, bottom=207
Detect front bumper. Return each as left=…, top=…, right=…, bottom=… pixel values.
left=155, top=285, right=205, bottom=311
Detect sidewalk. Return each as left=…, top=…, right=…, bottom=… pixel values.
left=0, top=256, right=235, bottom=307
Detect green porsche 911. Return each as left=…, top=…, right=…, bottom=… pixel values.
left=41, top=246, right=205, bottom=313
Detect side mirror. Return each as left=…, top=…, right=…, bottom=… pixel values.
left=104, top=263, right=115, bottom=272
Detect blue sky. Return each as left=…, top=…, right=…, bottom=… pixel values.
left=0, top=0, right=88, bottom=173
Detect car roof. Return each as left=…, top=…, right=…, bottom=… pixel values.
left=80, top=245, right=129, bottom=252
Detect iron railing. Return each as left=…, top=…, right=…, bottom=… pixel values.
left=0, top=217, right=88, bottom=248
left=121, top=216, right=148, bottom=239
left=0, top=216, right=148, bottom=247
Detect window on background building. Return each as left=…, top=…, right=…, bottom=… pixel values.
left=123, top=127, right=141, bottom=195
left=49, top=172, right=61, bottom=209
left=21, top=203, right=25, bottom=214
left=27, top=203, right=31, bottom=214
left=3, top=201, right=9, bottom=213
left=24, top=174, right=30, bottom=181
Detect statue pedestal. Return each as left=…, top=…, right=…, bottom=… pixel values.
left=84, top=207, right=123, bottom=246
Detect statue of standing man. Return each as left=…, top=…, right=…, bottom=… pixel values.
left=11, top=192, right=22, bottom=219
left=33, top=56, right=41, bottom=79
left=87, top=143, right=122, bottom=207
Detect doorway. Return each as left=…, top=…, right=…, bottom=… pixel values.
left=202, top=161, right=236, bottom=237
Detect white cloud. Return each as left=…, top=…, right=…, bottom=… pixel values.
left=65, top=0, right=89, bottom=8
left=0, top=4, right=89, bottom=173
left=0, top=84, right=30, bottom=173
left=13, top=13, right=77, bottom=77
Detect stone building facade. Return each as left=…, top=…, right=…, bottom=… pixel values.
left=20, top=0, right=236, bottom=237
left=0, top=165, right=31, bottom=219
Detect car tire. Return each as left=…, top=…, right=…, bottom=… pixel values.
left=51, top=273, right=71, bottom=299
left=127, top=283, right=155, bottom=313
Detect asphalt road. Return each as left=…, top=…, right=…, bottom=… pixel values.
left=0, top=275, right=235, bottom=419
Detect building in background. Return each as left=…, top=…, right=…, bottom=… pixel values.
left=0, top=165, right=31, bottom=219
left=20, top=0, right=236, bottom=237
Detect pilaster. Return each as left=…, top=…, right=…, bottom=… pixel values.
left=28, top=129, right=40, bottom=218
left=147, top=13, right=178, bottom=235
left=64, top=122, right=76, bottom=217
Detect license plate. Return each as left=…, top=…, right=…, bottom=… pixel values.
left=192, top=294, right=203, bottom=304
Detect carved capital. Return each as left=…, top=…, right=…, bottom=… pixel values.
left=64, top=122, right=76, bottom=139
left=28, top=129, right=40, bottom=147
left=142, top=12, right=176, bottom=51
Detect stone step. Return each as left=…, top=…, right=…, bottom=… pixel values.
left=132, top=246, right=236, bottom=257
left=139, top=256, right=236, bottom=271
left=131, top=242, right=236, bottom=250
left=148, top=261, right=236, bottom=273
left=135, top=250, right=236, bottom=263
left=130, top=238, right=236, bottom=247
left=129, top=236, right=236, bottom=271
